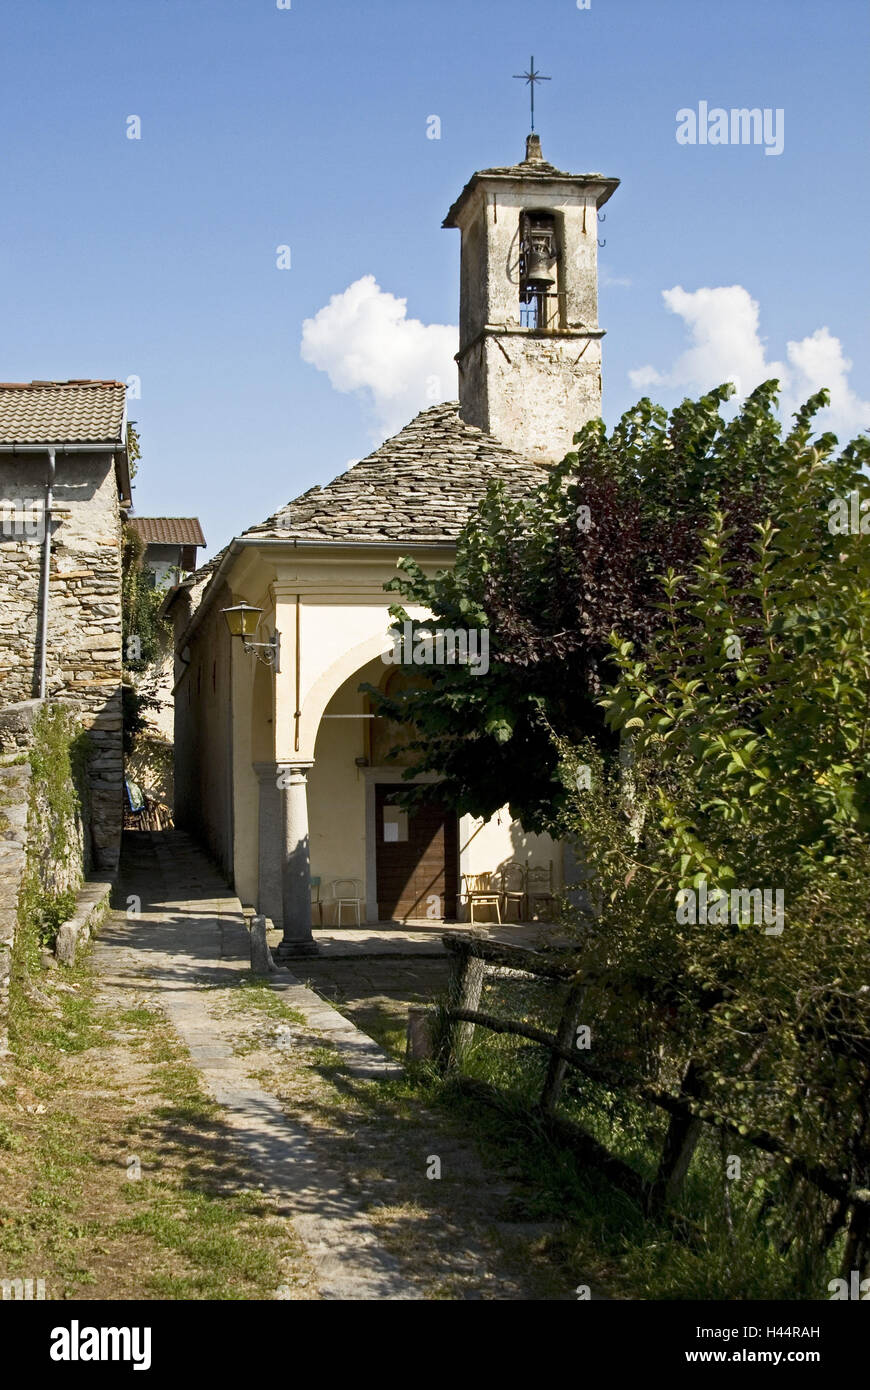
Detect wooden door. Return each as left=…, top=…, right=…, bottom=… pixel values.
left=375, top=785, right=458, bottom=920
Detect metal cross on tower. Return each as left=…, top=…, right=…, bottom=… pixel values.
left=513, top=56, right=551, bottom=132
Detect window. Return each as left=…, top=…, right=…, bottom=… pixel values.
left=383, top=805, right=408, bottom=843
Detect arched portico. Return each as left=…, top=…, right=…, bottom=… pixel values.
left=250, top=619, right=402, bottom=956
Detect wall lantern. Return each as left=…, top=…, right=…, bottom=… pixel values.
left=220, top=603, right=280, bottom=671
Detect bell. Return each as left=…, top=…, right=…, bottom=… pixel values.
left=523, top=215, right=556, bottom=289
left=525, top=245, right=556, bottom=289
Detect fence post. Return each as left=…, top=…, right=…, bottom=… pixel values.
left=539, top=979, right=587, bottom=1116
left=648, top=1059, right=705, bottom=1215
left=406, top=1006, right=436, bottom=1060
left=444, top=940, right=486, bottom=1065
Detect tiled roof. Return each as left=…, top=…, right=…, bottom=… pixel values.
left=241, top=402, right=547, bottom=546
left=128, top=516, right=205, bottom=547
left=0, top=380, right=127, bottom=444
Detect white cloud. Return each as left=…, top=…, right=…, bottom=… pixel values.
left=785, top=328, right=869, bottom=437
left=300, top=275, right=458, bottom=439
left=630, top=285, right=869, bottom=438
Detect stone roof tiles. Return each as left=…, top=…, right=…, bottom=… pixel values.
left=0, top=380, right=127, bottom=444
left=443, top=135, right=619, bottom=227
left=240, top=402, right=546, bottom=547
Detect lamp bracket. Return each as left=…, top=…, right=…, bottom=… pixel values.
left=242, top=632, right=280, bottom=672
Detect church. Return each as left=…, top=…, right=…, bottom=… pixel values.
left=165, top=133, right=619, bottom=956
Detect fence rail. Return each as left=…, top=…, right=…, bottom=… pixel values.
left=440, top=932, right=869, bottom=1270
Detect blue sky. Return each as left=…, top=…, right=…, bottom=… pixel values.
left=1, top=0, right=867, bottom=559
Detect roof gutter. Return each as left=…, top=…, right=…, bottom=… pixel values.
left=0, top=440, right=132, bottom=508
left=0, top=441, right=122, bottom=451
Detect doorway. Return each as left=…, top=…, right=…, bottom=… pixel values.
left=374, top=783, right=458, bottom=921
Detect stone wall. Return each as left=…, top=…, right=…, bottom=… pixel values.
left=461, top=332, right=604, bottom=465
left=0, top=699, right=41, bottom=754
left=0, top=760, right=30, bottom=1051
left=0, top=454, right=124, bottom=869
left=0, top=701, right=91, bottom=1051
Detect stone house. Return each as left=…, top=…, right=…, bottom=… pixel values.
left=123, top=516, right=206, bottom=796
left=166, top=136, right=618, bottom=955
left=127, top=516, right=205, bottom=590
left=0, top=380, right=130, bottom=870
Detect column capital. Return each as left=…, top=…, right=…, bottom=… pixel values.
left=253, top=760, right=314, bottom=787
left=276, top=761, right=314, bottom=788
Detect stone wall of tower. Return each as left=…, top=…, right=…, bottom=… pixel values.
left=460, top=333, right=603, bottom=465
left=447, top=143, right=618, bottom=462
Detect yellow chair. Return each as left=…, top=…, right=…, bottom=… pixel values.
left=462, top=872, right=502, bottom=925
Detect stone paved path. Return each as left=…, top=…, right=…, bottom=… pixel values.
left=99, top=830, right=420, bottom=1300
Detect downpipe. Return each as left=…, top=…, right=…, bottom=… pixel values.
left=37, top=446, right=56, bottom=699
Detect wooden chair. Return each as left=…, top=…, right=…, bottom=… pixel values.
left=310, top=875, right=323, bottom=926
left=462, top=872, right=501, bottom=925
left=526, top=862, right=555, bottom=920
left=330, top=877, right=363, bottom=926
left=499, top=862, right=526, bottom=921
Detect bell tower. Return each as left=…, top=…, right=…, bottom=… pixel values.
left=443, top=134, right=619, bottom=463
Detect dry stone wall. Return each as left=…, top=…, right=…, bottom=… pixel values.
left=0, top=454, right=124, bottom=868
left=0, top=701, right=91, bottom=1051
left=0, top=760, right=30, bottom=1052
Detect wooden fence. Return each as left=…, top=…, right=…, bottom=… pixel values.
left=440, top=932, right=870, bottom=1273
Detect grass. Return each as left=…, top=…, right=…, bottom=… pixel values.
left=0, top=899, right=314, bottom=1299
left=331, top=999, right=407, bottom=1058
left=292, top=962, right=845, bottom=1300
left=224, top=976, right=306, bottom=1026
left=405, top=973, right=847, bottom=1301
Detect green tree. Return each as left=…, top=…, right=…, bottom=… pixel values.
left=368, top=383, right=856, bottom=833
left=556, top=395, right=870, bottom=1271
left=120, top=437, right=171, bottom=758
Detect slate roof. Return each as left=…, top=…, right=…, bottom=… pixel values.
left=0, top=380, right=127, bottom=444
left=128, top=516, right=206, bottom=547
left=443, top=136, right=619, bottom=227
left=241, top=402, right=546, bottom=547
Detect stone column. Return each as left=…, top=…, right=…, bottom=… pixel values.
left=274, top=762, right=319, bottom=959
left=253, top=762, right=284, bottom=927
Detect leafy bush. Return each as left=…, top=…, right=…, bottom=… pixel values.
left=557, top=391, right=870, bottom=1274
